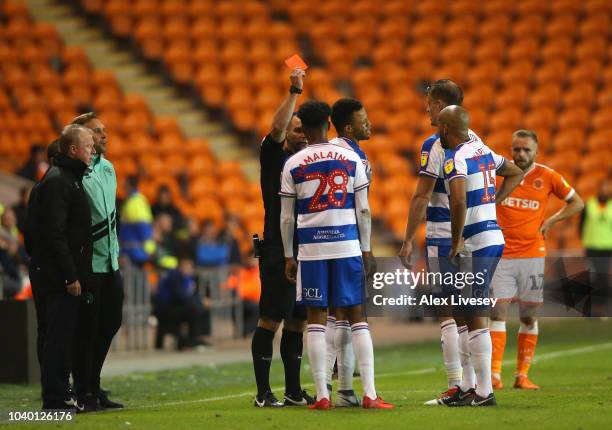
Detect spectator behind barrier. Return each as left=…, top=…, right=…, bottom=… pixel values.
left=154, top=255, right=210, bottom=349
left=17, top=144, right=48, bottom=182
left=152, top=213, right=178, bottom=269
left=0, top=206, right=23, bottom=297
left=120, top=175, right=155, bottom=265
left=13, top=186, right=31, bottom=236
left=196, top=221, right=230, bottom=267
left=152, top=185, right=184, bottom=229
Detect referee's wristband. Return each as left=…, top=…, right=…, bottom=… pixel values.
left=289, top=86, right=302, bottom=94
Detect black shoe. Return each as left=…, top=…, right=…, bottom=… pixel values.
left=76, top=395, right=102, bottom=414
left=42, top=400, right=76, bottom=411
left=98, top=391, right=124, bottom=409
left=444, top=388, right=476, bottom=407
left=470, top=392, right=497, bottom=406
left=283, top=390, right=315, bottom=406
left=253, top=391, right=284, bottom=408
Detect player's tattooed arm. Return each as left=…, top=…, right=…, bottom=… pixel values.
left=495, top=161, right=524, bottom=204
left=270, top=68, right=305, bottom=143
left=449, top=177, right=467, bottom=258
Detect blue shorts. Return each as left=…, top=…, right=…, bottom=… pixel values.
left=425, top=240, right=457, bottom=296
left=296, top=256, right=364, bottom=308
left=457, top=244, right=505, bottom=310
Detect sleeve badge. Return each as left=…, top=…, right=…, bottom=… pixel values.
left=444, top=159, right=454, bottom=175
left=420, top=151, right=429, bottom=167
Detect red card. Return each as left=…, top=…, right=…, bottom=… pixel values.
left=285, top=54, right=308, bottom=70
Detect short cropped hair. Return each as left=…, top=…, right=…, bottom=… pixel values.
left=71, top=112, right=97, bottom=126
left=512, top=129, right=538, bottom=143
left=426, top=79, right=464, bottom=106
left=59, top=125, right=89, bottom=154
left=331, top=98, right=363, bottom=134
left=297, top=101, right=331, bottom=131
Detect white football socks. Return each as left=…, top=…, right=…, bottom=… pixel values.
left=351, top=322, right=376, bottom=400
left=440, top=320, right=462, bottom=388
left=325, top=316, right=336, bottom=386
left=335, top=320, right=355, bottom=391
left=458, top=325, right=476, bottom=392
left=307, top=324, right=329, bottom=400
left=468, top=328, right=493, bottom=398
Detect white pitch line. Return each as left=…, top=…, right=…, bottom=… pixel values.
left=129, top=342, right=612, bottom=411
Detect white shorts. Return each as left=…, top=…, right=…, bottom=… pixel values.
left=490, top=257, right=545, bottom=304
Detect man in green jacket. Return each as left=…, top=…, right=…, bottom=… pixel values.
left=71, top=113, right=124, bottom=411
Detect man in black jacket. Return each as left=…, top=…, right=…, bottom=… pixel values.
left=27, top=125, right=96, bottom=409
left=25, top=139, right=63, bottom=371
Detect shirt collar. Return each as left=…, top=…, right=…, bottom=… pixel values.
left=454, top=136, right=476, bottom=153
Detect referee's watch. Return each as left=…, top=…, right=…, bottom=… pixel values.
left=289, top=86, right=303, bottom=94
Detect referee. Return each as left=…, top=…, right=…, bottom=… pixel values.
left=251, top=68, right=314, bottom=407
left=71, top=113, right=124, bottom=411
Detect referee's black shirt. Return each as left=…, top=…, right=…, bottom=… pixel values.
left=260, top=134, right=296, bottom=249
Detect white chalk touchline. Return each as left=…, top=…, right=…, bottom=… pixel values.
left=130, top=342, right=612, bottom=411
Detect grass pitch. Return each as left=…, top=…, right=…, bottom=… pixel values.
left=2, top=319, right=611, bottom=429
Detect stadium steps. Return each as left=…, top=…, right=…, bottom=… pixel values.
left=24, top=0, right=260, bottom=181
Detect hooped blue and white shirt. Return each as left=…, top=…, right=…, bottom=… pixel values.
left=280, top=142, right=370, bottom=261
left=443, top=137, right=506, bottom=252
left=419, top=129, right=482, bottom=246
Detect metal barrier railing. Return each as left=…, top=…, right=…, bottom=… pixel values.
left=197, top=267, right=243, bottom=341
left=112, top=263, right=244, bottom=351
left=112, top=262, right=151, bottom=351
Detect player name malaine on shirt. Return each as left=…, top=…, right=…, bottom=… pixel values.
left=280, top=143, right=370, bottom=261
left=443, top=137, right=506, bottom=252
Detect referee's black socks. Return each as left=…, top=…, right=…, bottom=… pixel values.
left=280, top=329, right=303, bottom=397
left=252, top=327, right=275, bottom=396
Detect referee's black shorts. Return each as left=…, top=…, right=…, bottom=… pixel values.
left=258, top=244, right=306, bottom=322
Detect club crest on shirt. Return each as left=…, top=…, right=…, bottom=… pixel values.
left=420, top=151, right=429, bottom=167
left=533, top=178, right=544, bottom=190
left=444, top=159, right=454, bottom=175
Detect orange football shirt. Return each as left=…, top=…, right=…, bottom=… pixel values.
left=496, top=163, right=574, bottom=258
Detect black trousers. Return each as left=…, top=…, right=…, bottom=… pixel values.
left=30, top=265, right=47, bottom=368
left=40, top=290, right=80, bottom=407
left=73, top=270, right=124, bottom=398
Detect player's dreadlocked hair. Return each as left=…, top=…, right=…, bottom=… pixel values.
left=331, top=98, right=363, bottom=134
left=426, top=79, right=464, bottom=106
left=297, top=100, right=331, bottom=131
